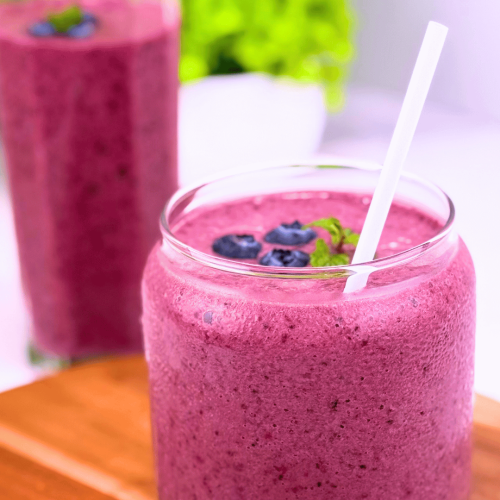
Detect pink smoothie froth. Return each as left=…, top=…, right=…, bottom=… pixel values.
left=0, top=0, right=179, bottom=357
left=142, top=191, right=476, bottom=499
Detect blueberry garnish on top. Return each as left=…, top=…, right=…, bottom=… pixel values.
left=29, top=21, right=56, bottom=38
left=29, top=5, right=97, bottom=39
left=82, top=12, right=98, bottom=24
left=67, top=19, right=95, bottom=39
left=213, top=234, right=262, bottom=259
left=259, top=249, right=310, bottom=267
left=264, top=221, right=317, bottom=246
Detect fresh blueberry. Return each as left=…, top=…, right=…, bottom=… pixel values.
left=259, top=249, right=309, bottom=267
left=82, top=12, right=98, bottom=24
left=29, top=21, right=56, bottom=37
left=67, top=20, right=96, bottom=38
left=213, top=234, right=262, bottom=259
left=264, top=221, right=317, bottom=246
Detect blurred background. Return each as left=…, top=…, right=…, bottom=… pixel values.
left=0, top=0, right=499, bottom=399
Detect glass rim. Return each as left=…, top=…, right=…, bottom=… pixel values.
left=160, top=161, right=455, bottom=278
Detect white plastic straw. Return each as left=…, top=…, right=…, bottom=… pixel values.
left=343, top=21, right=448, bottom=293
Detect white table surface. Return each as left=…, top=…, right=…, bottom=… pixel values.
left=0, top=87, right=499, bottom=400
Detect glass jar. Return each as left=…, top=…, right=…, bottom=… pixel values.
left=142, top=163, right=476, bottom=500
left=0, top=0, right=179, bottom=358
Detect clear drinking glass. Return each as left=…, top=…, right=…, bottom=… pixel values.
left=0, top=0, right=180, bottom=359
left=142, top=163, right=476, bottom=500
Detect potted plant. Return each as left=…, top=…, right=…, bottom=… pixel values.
left=178, top=0, right=356, bottom=184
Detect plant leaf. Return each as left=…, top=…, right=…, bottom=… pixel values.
left=179, top=0, right=356, bottom=110
left=48, top=5, right=83, bottom=33
left=310, top=238, right=331, bottom=267
left=304, top=217, right=342, bottom=245
left=343, top=228, right=360, bottom=246
left=310, top=239, right=349, bottom=267
left=327, top=253, right=349, bottom=266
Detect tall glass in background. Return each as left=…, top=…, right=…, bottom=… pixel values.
left=0, top=0, right=180, bottom=357
left=142, top=164, right=476, bottom=500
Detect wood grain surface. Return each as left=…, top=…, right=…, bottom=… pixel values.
left=0, top=355, right=498, bottom=499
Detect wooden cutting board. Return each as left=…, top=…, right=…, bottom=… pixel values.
left=0, top=355, right=498, bottom=500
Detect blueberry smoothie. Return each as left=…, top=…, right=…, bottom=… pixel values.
left=142, top=166, right=475, bottom=499
left=0, top=0, right=179, bottom=356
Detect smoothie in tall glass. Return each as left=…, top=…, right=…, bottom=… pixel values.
left=0, top=0, right=179, bottom=357
left=142, top=164, right=475, bottom=500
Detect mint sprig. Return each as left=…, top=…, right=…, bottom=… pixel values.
left=309, top=239, right=350, bottom=267
left=48, top=5, right=83, bottom=33
left=303, top=217, right=359, bottom=267
left=343, top=228, right=360, bottom=247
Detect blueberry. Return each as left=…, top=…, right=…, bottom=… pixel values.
left=67, top=20, right=96, bottom=38
left=264, top=221, right=317, bottom=246
left=259, top=249, right=309, bottom=267
left=29, top=22, right=56, bottom=37
left=212, top=234, right=262, bottom=259
left=82, top=12, right=98, bottom=24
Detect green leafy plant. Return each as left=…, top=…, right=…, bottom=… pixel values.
left=303, top=217, right=359, bottom=266
left=180, top=0, right=356, bottom=108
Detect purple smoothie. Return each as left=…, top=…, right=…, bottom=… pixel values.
left=0, top=0, right=179, bottom=356
left=142, top=169, right=475, bottom=499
